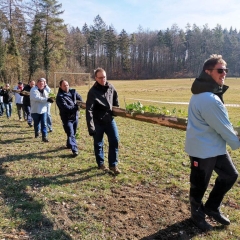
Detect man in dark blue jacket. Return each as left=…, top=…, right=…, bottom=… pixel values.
left=56, top=80, right=83, bottom=157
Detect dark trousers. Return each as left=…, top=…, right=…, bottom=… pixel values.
left=93, top=119, right=119, bottom=167
left=62, top=116, right=78, bottom=153
left=189, top=152, right=238, bottom=214
left=16, top=103, right=25, bottom=120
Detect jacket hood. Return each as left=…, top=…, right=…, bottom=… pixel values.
left=191, top=71, right=229, bottom=95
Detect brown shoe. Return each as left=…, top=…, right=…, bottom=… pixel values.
left=98, top=164, right=109, bottom=172
left=109, top=166, right=121, bottom=174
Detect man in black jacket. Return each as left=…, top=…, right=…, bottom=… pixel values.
left=86, top=68, right=121, bottom=174
left=0, top=83, right=13, bottom=119
left=20, top=80, right=35, bottom=127
left=56, top=80, right=83, bottom=157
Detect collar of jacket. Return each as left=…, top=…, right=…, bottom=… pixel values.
left=191, top=70, right=229, bottom=95
left=94, top=81, right=109, bottom=90
left=57, top=87, right=75, bottom=95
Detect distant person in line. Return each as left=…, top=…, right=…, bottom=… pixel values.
left=0, top=83, right=13, bottom=119
left=20, top=80, right=35, bottom=127
left=86, top=68, right=121, bottom=174
left=56, top=80, right=83, bottom=157
left=185, top=54, right=239, bottom=231
left=13, top=81, right=25, bottom=121
left=0, top=86, right=4, bottom=116
left=30, top=78, right=54, bottom=142
left=41, top=78, right=53, bottom=132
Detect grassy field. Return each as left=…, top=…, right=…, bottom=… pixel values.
left=0, top=78, right=240, bottom=239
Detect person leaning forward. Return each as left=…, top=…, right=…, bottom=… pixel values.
left=86, top=67, right=121, bottom=174
left=56, top=80, right=83, bottom=157
left=185, top=54, right=240, bottom=231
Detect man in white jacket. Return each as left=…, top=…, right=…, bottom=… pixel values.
left=30, top=78, right=53, bottom=142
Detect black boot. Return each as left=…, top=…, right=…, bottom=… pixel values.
left=42, top=137, right=49, bottom=142
left=190, top=199, right=213, bottom=231
left=204, top=207, right=230, bottom=225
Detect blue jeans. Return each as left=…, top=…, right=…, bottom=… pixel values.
left=93, top=119, right=119, bottom=167
left=0, top=102, right=4, bottom=115
left=47, top=103, right=52, bottom=130
left=31, top=112, right=48, bottom=138
left=4, top=103, right=12, bottom=118
left=62, top=115, right=78, bottom=153
left=24, top=105, right=33, bottom=125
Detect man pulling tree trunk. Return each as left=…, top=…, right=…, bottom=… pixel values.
left=185, top=54, right=239, bottom=231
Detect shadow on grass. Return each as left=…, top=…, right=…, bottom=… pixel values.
left=0, top=146, right=99, bottom=240
left=140, top=218, right=227, bottom=240
left=140, top=218, right=200, bottom=239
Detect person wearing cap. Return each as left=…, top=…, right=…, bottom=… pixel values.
left=13, top=81, right=25, bottom=121
left=30, top=78, right=54, bottom=142
left=56, top=80, right=83, bottom=157
left=0, top=83, right=13, bottom=119
left=185, top=54, right=239, bottom=231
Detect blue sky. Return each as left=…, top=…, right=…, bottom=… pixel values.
left=60, top=0, right=240, bottom=33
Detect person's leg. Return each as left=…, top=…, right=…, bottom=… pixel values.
left=31, top=113, right=41, bottom=137
left=47, top=103, right=52, bottom=131
left=0, top=103, right=2, bottom=116
left=189, top=156, right=216, bottom=230
left=66, top=119, right=78, bottom=154
left=1, top=102, right=4, bottom=113
left=205, top=152, right=238, bottom=210
left=24, top=105, right=32, bottom=126
left=105, top=119, right=119, bottom=167
left=4, top=103, right=10, bottom=118
left=203, top=152, right=238, bottom=225
left=16, top=104, right=22, bottom=120
left=40, top=112, right=48, bottom=141
left=9, top=102, right=12, bottom=117
left=93, top=124, right=105, bottom=167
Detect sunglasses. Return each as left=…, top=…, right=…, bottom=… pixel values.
left=209, top=68, right=228, bottom=74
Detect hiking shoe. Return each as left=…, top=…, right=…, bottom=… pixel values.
left=191, top=217, right=213, bottom=231
left=72, top=151, right=78, bottom=157
left=204, top=208, right=230, bottom=225
left=42, top=137, right=49, bottom=142
left=109, top=166, right=121, bottom=174
left=98, top=164, right=109, bottom=172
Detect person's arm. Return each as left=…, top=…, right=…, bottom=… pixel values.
left=76, top=92, right=83, bottom=102
left=30, top=88, right=48, bottom=103
left=86, top=90, right=96, bottom=136
left=56, top=94, right=78, bottom=113
left=201, top=95, right=240, bottom=149
left=113, top=88, right=119, bottom=107
left=45, top=85, right=51, bottom=93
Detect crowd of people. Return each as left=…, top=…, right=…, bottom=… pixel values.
left=0, top=68, right=121, bottom=174
left=0, top=57, right=239, bottom=232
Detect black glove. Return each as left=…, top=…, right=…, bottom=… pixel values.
left=89, top=130, right=96, bottom=136
left=47, top=98, right=54, bottom=103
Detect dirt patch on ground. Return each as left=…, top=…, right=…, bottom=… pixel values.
left=81, top=184, right=207, bottom=239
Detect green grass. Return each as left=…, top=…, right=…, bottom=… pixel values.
left=0, top=78, right=240, bottom=239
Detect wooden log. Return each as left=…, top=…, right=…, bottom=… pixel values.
left=77, top=101, right=188, bottom=131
